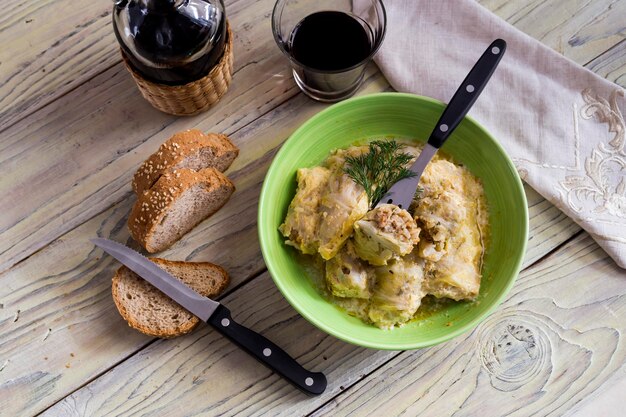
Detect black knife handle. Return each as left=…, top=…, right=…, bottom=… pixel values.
left=428, top=38, right=506, bottom=149
left=208, top=304, right=327, bottom=395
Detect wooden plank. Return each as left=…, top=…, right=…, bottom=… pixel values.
left=0, top=0, right=303, bottom=274
left=479, top=0, right=626, bottom=64
left=521, top=185, right=581, bottom=269
left=0, top=0, right=621, bottom=132
left=569, top=377, right=626, bottom=416
left=585, top=39, right=626, bottom=87
left=309, top=233, right=626, bottom=417
left=0, top=0, right=116, bottom=131
left=0, top=1, right=621, bottom=416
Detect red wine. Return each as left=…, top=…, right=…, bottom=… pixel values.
left=289, top=11, right=372, bottom=71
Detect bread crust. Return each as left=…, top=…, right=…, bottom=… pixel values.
left=111, top=258, right=230, bottom=338
left=128, top=167, right=235, bottom=253
left=132, top=129, right=239, bottom=195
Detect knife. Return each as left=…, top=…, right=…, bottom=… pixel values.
left=377, top=39, right=507, bottom=209
left=91, top=237, right=327, bottom=395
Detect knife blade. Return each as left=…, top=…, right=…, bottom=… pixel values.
left=91, top=237, right=327, bottom=395
left=377, top=38, right=507, bottom=210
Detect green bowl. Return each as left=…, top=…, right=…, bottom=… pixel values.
left=258, top=92, right=528, bottom=350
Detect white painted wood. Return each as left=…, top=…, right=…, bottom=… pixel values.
left=479, top=0, right=626, bottom=64
left=568, top=377, right=626, bottom=417
left=586, top=40, right=626, bottom=88
left=0, top=0, right=624, bottom=416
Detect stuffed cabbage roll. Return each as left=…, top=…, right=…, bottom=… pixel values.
left=317, top=172, right=368, bottom=260
left=279, top=166, right=330, bottom=254
left=368, top=256, right=426, bottom=329
left=353, top=204, right=421, bottom=266
left=415, top=159, right=487, bottom=300
left=325, top=241, right=373, bottom=299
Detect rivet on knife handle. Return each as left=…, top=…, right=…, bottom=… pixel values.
left=208, top=304, right=327, bottom=395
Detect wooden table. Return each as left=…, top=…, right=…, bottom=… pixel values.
left=1, top=1, right=625, bottom=416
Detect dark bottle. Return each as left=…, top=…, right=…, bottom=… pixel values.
left=113, top=0, right=226, bottom=85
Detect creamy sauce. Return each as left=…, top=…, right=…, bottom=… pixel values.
left=296, top=251, right=468, bottom=326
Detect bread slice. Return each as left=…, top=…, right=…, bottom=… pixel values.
left=112, top=258, right=229, bottom=338
left=132, top=129, right=239, bottom=196
left=129, top=167, right=235, bottom=253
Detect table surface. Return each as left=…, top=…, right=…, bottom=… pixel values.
left=1, top=1, right=625, bottom=416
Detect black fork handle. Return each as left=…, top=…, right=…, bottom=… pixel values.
left=428, top=39, right=507, bottom=149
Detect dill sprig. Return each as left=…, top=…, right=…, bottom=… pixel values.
left=344, top=140, right=417, bottom=208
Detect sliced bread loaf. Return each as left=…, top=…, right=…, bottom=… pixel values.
left=129, top=167, right=235, bottom=253
left=112, top=258, right=229, bottom=338
left=132, top=129, right=239, bottom=195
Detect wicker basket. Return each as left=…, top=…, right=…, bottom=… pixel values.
left=122, top=22, right=234, bottom=116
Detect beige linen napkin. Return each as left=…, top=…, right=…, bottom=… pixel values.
left=361, top=0, right=626, bottom=267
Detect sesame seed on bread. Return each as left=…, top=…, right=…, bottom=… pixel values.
left=128, top=167, right=235, bottom=253
left=112, top=258, right=230, bottom=338
left=132, top=129, right=239, bottom=196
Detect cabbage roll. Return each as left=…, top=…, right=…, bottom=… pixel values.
left=368, top=256, right=426, bottom=329
left=279, top=166, right=330, bottom=254
left=325, top=241, right=373, bottom=299
left=415, top=159, right=486, bottom=300
left=353, top=204, right=420, bottom=266
left=317, top=172, right=368, bottom=260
